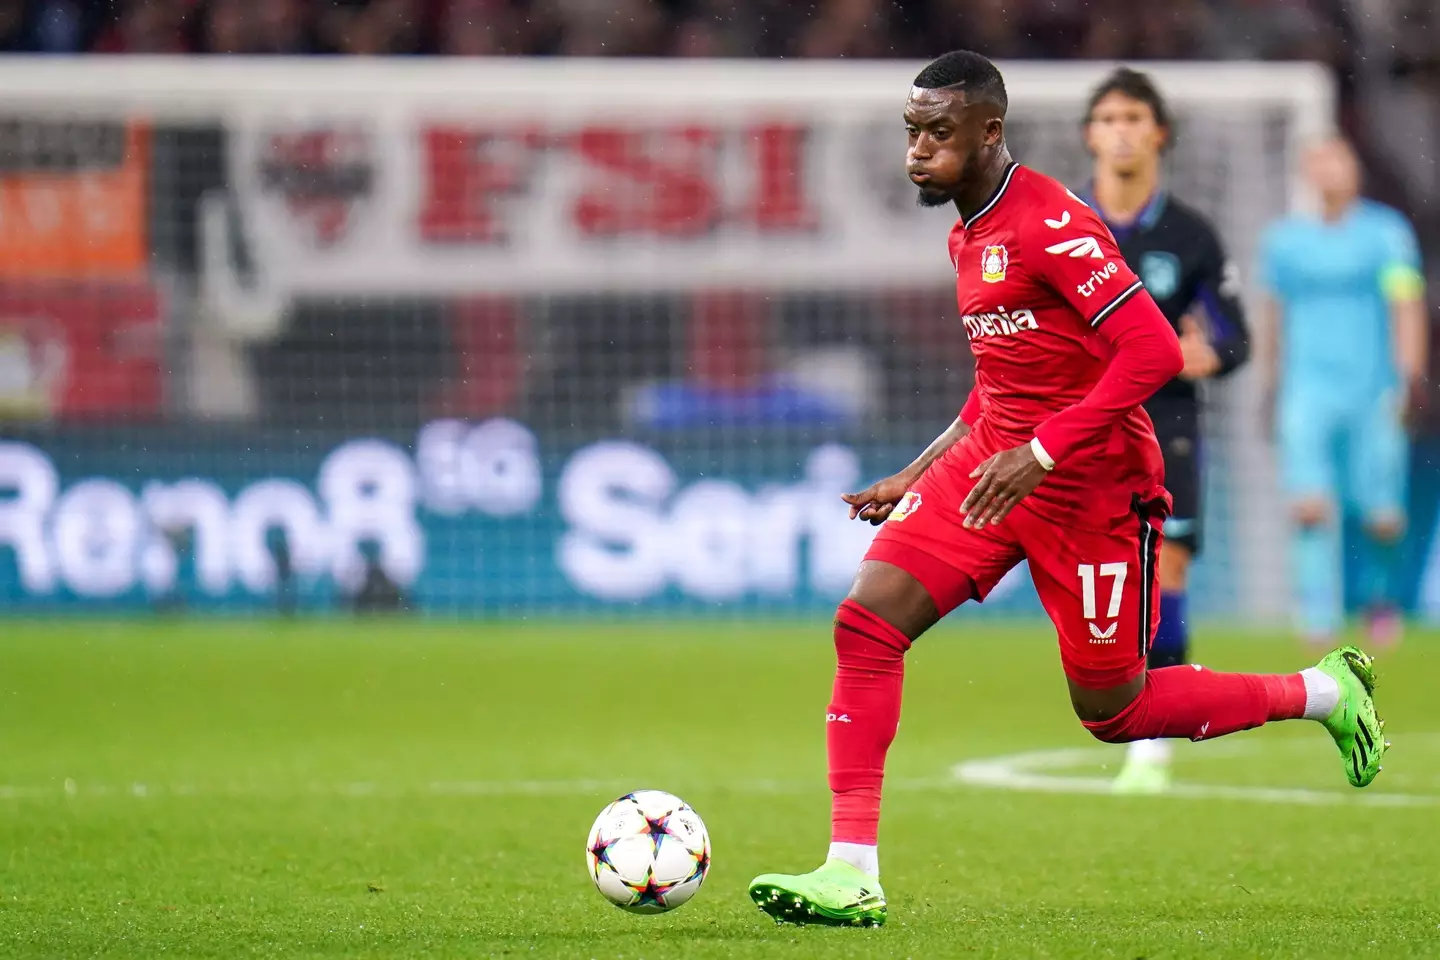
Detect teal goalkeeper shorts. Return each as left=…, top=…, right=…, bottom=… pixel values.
left=1277, top=387, right=1409, bottom=521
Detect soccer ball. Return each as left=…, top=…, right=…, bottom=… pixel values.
left=585, top=790, right=711, bottom=914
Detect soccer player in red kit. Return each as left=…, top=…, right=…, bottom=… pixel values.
left=748, top=51, right=1389, bottom=929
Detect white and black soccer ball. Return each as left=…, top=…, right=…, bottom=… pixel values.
left=585, top=790, right=711, bottom=914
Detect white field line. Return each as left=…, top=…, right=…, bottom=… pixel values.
left=952, top=740, right=1440, bottom=808
left=0, top=776, right=970, bottom=801
left=0, top=778, right=830, bottom=801
left=3, top=735, right=1437, bottom=806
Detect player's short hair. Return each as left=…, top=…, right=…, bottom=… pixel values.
left=913, top=51, right=1008, bottom=115
left=1085, top=67, right=1172, bottom=136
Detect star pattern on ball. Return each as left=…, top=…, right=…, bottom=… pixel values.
left=588, top=835, right=621, bottom=873
left=632, top=869, right=676, bottom=909
left=685, top=847, right=711, bottom=883
left=642, top=811, right=674, bottom=856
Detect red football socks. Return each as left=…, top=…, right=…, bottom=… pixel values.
left=1083, top=665, right=1308, bottom=743
left=827, top=603, right=1312, bottom=839
left=828, top=600, right=911, bottom=845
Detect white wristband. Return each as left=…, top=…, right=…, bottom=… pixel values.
left=1029, top=437, right=1055, bottom=471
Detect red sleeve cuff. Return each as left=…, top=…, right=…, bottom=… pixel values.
left=1031, top=419, right=1074, bottom=465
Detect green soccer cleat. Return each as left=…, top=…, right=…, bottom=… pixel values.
left=1111, top=755, right=1172, bottom=795
left=1315, top=645, right=1390, bottom=788
left=748, top=858, right=887, bottom=928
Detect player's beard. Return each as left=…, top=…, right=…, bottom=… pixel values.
left=914, top=152, right=986, bottom=209
left=914, top=185, right=954, bottom=208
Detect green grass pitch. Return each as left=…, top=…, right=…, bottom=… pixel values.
left=2, top=618, right=1437, bottom=958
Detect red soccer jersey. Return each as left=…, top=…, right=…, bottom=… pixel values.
left=947, top=162, right=1173, bottom=526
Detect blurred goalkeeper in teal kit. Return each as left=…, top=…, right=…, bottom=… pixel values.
left=1259, top=137, right=1429, bottom=647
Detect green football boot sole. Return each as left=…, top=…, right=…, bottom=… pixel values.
left=748, top=858, right=886, bottom=928
left=1316, top=646, right=1389, bottom=787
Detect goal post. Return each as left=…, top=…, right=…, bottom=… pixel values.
left=0, top=58, right=1334, bottom=620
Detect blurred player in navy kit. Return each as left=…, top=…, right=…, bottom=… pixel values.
left=1080, top=68, right=1252, bottom=794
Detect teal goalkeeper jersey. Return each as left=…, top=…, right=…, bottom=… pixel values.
left=1260, top=199, right=1424, bottom=402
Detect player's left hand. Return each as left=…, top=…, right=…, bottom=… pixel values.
left=1177, top=315, right=1221, bottom=381
left=961, top=443, right=1048, bottom=529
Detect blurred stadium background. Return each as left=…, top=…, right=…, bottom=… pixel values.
left=1, top=0, right=1439, bottom=623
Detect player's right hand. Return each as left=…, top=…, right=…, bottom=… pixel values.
left=842, top=474, right=914, bottom=525
left=1177, top=315, right=1221, bottom=381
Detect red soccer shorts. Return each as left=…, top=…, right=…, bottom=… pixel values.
left=866, top=448, right=1166, bottom=690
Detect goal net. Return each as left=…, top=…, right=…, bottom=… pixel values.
left=0, top=58, right=1333, bottom=619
